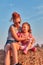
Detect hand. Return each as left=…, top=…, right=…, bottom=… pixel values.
left=27, top=37, right=30, bottom=40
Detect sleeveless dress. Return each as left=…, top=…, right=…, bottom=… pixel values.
left=17, top=32, right=33, bottom=49
left=6, top=24, right=21, bottom=45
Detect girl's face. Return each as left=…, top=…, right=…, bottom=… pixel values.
left=13, top=17, right=21, bottom=27
left=22, top=24, right=29, bottom=33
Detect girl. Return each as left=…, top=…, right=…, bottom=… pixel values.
left=4, top=12, right=28, bottom=65
left=17, top=22, right=36, bottom=54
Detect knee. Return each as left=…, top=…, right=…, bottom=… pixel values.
left=11, top=43, right=19, bottom=51
left=11, top=43, right=15, bottom=46
left=4, top=46, right=10, bottom=54
left=11, top=43, right=17, bottom=50
left=11, top=43, right=17, bottom=48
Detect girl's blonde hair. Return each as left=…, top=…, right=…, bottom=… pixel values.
left=22, top=22, right=32, bottom=33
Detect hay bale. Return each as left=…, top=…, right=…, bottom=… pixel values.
left=0, top=47, right=43, bottom=65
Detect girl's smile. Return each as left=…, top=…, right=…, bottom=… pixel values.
left=22, top=24, right=29, bottom=33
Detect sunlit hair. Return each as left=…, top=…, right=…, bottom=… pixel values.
left=22, top=22, right=32, bottom=33
left=10, top=12, right=21, bottom=21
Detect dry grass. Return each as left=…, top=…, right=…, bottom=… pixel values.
left=0, top=47, right=43, bottom=65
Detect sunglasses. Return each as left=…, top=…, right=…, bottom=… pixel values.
left=17, top=21, right=21, bottom=24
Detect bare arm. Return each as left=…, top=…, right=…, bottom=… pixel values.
left=32, top=37, right=35, bottom=43
left=27, top=33, right=35, bottom=43
left=10, top=26, right=27, bottom=41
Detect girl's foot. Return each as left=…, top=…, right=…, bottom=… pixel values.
left=30, top=47, right=37, bottom=51
left=20, top=45, right=26, bottom=50
left=23, top=48, right=28, bottom=54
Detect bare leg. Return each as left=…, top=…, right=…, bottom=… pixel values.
left=11, top=42, right=20, bottom=64
left=23, top=42, right=34, bottom=54
left=26, top=42, right=34, bottom=50
left=4, top=44, right=11, bottom=65
left=5, top=50, right=10, bottom=65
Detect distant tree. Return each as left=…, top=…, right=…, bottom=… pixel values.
left=35, top=43, right=40, bottom=47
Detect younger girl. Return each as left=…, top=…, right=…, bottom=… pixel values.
left=17, top=22, right=36, bottom=54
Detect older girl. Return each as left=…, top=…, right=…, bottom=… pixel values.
left=4, top=12, right=28, bottom=65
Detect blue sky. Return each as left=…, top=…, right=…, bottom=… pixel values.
left=0, top=0, right=43, bottom=49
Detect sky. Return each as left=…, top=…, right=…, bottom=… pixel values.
left=0, top=0, right=43, bottom=49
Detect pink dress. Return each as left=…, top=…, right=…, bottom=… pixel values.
left=17, top=32, right=33, bottom=50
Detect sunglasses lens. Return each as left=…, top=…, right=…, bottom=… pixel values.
left=19, top=22, right=20, bottom=24
left=15, top=21, right=21, bottom=24
left=18, top=21, right=20, bottom=24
